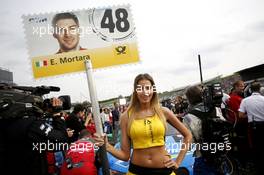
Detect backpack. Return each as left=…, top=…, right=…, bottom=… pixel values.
left=189, top=108, right=232, bottom=168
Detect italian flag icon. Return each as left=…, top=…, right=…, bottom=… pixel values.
left=35, top=60, right=48, bottom=68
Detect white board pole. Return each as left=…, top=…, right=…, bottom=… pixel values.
left=85, top=60, right=103, bottom=134
left=85, top=59, right=110, bottom=175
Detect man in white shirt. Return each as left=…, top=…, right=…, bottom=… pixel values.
left=239, top=81, right=264, bottom=175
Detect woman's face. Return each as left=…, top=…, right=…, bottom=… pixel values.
left=136, top=79, right=154, bottom=104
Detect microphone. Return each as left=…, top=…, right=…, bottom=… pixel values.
left=40, top=86, right=60, bottom=92
left=8, top=85, right=60, bottom=95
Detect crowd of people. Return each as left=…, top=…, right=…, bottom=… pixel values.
left=4, top=9, right=261, bottom=175
left=161, top=80, right=264, bottom=175
left=1, top=74, right=264, bottom=175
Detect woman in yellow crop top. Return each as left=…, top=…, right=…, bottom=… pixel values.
left=95, top=73, right=192, bottom=175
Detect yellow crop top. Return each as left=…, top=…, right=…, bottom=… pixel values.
left=129, top=113, right=165, bottom=149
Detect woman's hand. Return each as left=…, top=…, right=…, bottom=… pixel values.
left=93, top=133, right=108, bottom=147
left=163, top=155, right=179, bottom=169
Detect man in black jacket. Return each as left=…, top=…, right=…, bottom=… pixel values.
left=0, top=98, right=69, bottom=175
left=66, top=104, right=86, bottom=143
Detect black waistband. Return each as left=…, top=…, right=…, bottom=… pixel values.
left=129, top=162, right=173, bottom=175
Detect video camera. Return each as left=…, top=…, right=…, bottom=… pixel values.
left=0, top=83, right=71, bottom=119
left=198, top=55, right=223, bottom=110
left=202, top=83, right=223, bottom=110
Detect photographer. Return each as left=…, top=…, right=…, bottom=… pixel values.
left=66, top=103, right=86, bottom=143
left=183, top=85, right=231, bottom=175
left=0, top=85, right=71, bottom=175
left=183, top=85, right=214, bottom=174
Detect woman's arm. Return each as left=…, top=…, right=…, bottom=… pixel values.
left=162, top=107, right=192, bottom=167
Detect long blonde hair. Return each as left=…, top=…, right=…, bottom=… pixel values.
left=127, top=73, right=167, bottom=136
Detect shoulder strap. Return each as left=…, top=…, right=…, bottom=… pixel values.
left=189, top=109, right=208, bottom=120
left=189, top=108, right=215, bottom=120
left=188, top=109, right=203, bottom=119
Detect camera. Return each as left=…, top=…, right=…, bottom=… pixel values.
left=42, top=95, right=71, bottom=113
left=0, top=83, right=71, bottom=119
left=202, top=83, right=223, bottom=110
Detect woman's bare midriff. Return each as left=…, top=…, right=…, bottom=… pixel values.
left=131, top=145, right=169, bottom=168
